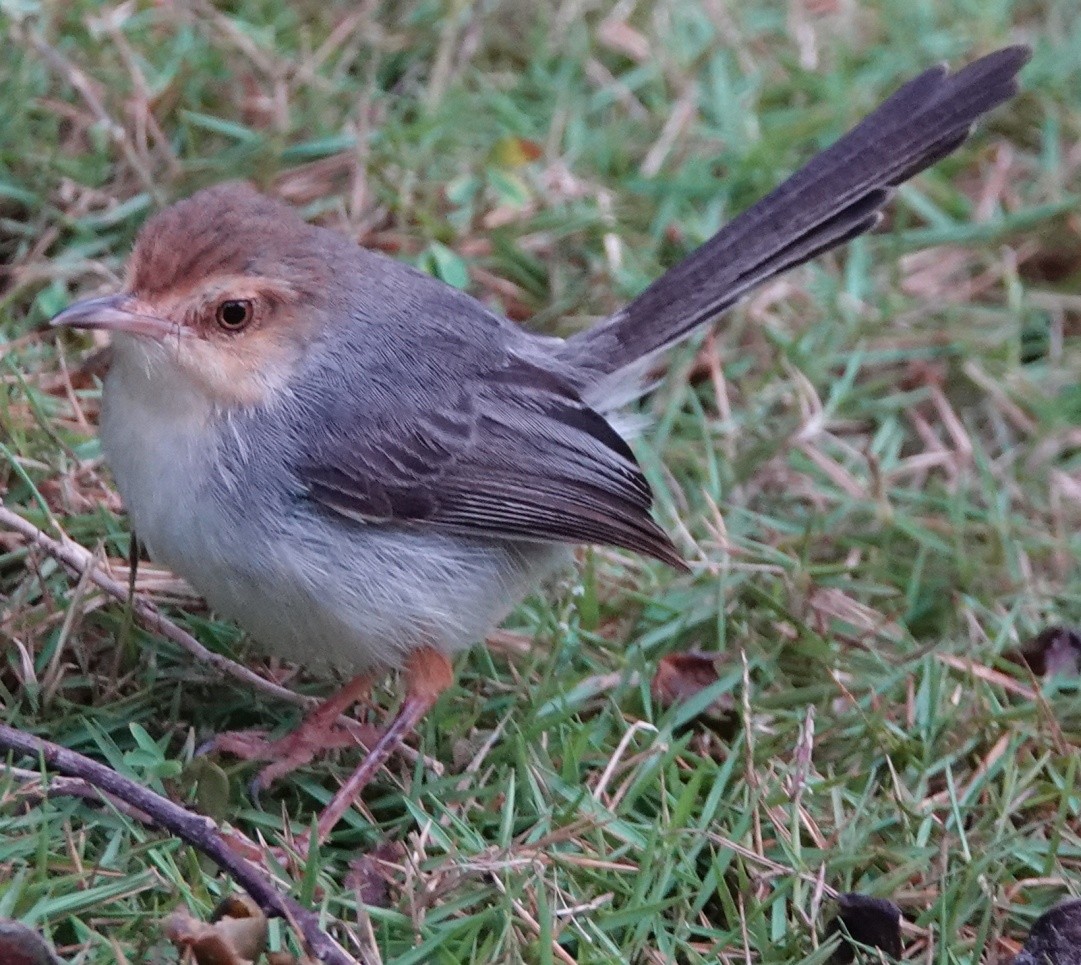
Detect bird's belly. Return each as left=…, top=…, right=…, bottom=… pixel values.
left=132, top=500, right=567, bottom=673
left=171, top=520, right=568, bottom=674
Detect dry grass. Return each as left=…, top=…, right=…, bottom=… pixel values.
left=2, top=1, right=1081, bottom=962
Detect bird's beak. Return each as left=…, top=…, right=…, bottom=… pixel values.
left=49, top=293, right=179, bottom=340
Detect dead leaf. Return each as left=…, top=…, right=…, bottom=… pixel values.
left=164, top=894, right=267, bottom=965
left=209, top=895, right=265, bottom=926
left=489, top=136, right=543, bottom=168
left=186, top=756, right=232, bottom=825
left=1012, top=626, right=1081, bottom=677
left=1013, top=898, right=1081, bottom=965
left=0, top=921, right=63, bottom=965
left=651, top=651, right=735, bottom=724
left=346, top=841, right=405, bottom=909
left=825, top=893, right=902, bottom=963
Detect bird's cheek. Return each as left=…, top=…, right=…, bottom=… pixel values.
left=180, top=337, right=297, bottom=410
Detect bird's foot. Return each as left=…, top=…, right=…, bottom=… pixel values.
left=199, top=719, right=383, bottom=797
left=313, top=647, right=453, bottom=843
left=198, top=672, right=376, bottom=797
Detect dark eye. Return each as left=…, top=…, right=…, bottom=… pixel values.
left=215, top=299, right=253, bottom=331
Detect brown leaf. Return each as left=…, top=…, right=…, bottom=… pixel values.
left=651, top=651, right=734, bottom=721
left=898, top=358, right=947, bottom=392
left=490, top=136, right=543, bottom=168
left=346, top=841, right=406, bottom=909
left=651, top=650, right=739, bottom=742
left=825, top=893, right=902, bottom=963
left=0, top=921, right=63, bottom=965
left=1013, top=898, right=1081, bottom=965
left=164, top=895, right=268, bottom=965
left=1013, top=626, right=1081, bottom=677
left=653, top=652, right=717, bottom=701
left=209, top=894, right=264, bottom=925
left=1018, top=232, right=1081, bottom=285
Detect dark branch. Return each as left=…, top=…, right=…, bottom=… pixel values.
left=0, top=722, right=363, bottom=965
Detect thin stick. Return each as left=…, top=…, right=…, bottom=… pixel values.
left=0, top=503, right=438, bottom=772
left=0, top=723, right=361, bottom=965
left=315, top=695, right=432, bottom=846
left=6, top=764, right=155, bottom=825
left=0, top=503, right=311, bottom=710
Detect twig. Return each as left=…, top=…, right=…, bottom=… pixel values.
left=6, top=764, right=155, bottom=825
left=21, top=30, right=162, bottom=200
left=0, top=502, right=312, bottom=710
left=0, top=502, right=439, bottom=773
left=5, top=763, right=272, bottom=867
left=0, top=723, right=362, bottom=965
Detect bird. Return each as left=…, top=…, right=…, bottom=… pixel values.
left=51, top=46, right=1029, bottom=842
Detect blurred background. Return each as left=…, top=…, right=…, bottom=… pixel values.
left=1, top=1, right=1080, bottom=962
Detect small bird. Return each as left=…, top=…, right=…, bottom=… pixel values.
left=51, top=47, right=1028, bottom=839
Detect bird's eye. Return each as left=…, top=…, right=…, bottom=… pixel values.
left=215, top=299, right=253, bottom=331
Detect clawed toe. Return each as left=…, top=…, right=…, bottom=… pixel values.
left=200, top=719, right=378, bottom=794
left=196, top=673, right=382, bottom=792
left=194, top=659, right=446, bottom=829
left=197, top=729, right=273, bottom=761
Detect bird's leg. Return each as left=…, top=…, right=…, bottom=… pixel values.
left=314, top=646, right=452, bottom=844
left=201, top=672, right=377, bottom=795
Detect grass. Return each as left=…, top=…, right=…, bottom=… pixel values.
left=1, top=0, right=1080, bottom=961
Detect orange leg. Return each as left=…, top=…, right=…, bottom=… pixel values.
left=201, top=673, right=375, bottom=796
left=314, top=647, right=453, bottom=845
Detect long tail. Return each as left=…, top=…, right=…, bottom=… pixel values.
left=560, top=45, right=1029, bottom=394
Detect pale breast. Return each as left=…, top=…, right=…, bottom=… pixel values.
left=100, top=342, right=217, bottom=572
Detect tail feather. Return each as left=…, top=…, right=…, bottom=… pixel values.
left=561, top=45, right=1030, bottom=394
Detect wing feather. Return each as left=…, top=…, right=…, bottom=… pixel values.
left=294, top=337, right=686, bottom=569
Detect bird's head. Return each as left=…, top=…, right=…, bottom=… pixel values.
left=50, top=183, right=345, bottom=407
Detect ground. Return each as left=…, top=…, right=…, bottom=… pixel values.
left=1, top=1, right=1080, bottom=962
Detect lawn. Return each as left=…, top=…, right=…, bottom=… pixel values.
left=1, top=1, right=1080, bottom=962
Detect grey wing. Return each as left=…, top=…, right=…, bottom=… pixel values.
left=294, top=349, right=686, bottom=569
